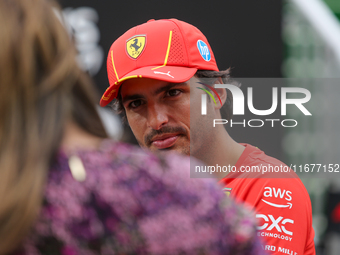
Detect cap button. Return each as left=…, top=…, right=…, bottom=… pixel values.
left=147, top=19, right=155, bottom=23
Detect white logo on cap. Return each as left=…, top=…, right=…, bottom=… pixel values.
left=153, top=71, right=174, bottom=78
left=197, top=40, right=211, bottom=61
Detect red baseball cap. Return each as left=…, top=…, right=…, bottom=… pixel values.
left=100, top=18, right=219, bottom=107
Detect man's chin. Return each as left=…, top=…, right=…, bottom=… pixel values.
left=139, top=137, right=190, bottom=156
left=148, top=144, right=190, bottom=156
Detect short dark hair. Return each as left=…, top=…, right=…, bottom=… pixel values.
left=110, top=68, right=237, bottom=122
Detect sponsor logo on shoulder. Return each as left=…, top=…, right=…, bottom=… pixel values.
left=262, top=186, right=293, bottom=209
left=223, top=187, right=232, bottom=196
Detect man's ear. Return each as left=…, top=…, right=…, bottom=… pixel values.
left=214, top=77, right=227, bottom=109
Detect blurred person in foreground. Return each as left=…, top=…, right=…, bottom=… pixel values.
left=0, top=0, right=264, bottom=254
left=101, top=19, right=315, bottom=255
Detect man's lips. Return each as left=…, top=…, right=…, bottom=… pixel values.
left=151, top=134, right=179, bottom=149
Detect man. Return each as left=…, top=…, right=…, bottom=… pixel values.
left=100, top=19, right=315, bottom=255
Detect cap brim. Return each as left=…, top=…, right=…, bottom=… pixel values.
left=100, top=65, right=197, bottom=107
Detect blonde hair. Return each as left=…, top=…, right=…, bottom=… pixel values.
left=0, top=0, right=107, bottom=253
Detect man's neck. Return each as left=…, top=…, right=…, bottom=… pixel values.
left=195, top=127, right=245, bottom=180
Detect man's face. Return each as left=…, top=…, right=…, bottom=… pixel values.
left=121, top=77, right=207, bottom=155
left=120, top=76, right=217, bottom=156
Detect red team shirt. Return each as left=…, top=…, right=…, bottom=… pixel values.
left=220, top=144, right=315, bottom=255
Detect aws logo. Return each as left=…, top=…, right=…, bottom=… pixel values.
left=262, top=187, right=293, bottom=209
left=126, top=35, right=146, bottom=59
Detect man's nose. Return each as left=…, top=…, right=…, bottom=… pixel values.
left=146, top=104, right=168, bottom=130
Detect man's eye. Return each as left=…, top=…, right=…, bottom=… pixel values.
left=166, top=89, right=181, bottom=97
left=129, top=100, right=142, bottom=109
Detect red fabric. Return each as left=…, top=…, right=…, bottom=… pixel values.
left=101, top=19, right=219, bottom=106
left=220, top=144, right=315, bottom=255
left=331, top=203, right=340, bottom=223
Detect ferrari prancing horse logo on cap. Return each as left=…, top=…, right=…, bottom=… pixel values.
left=126, top=35, right=146, bottom=59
